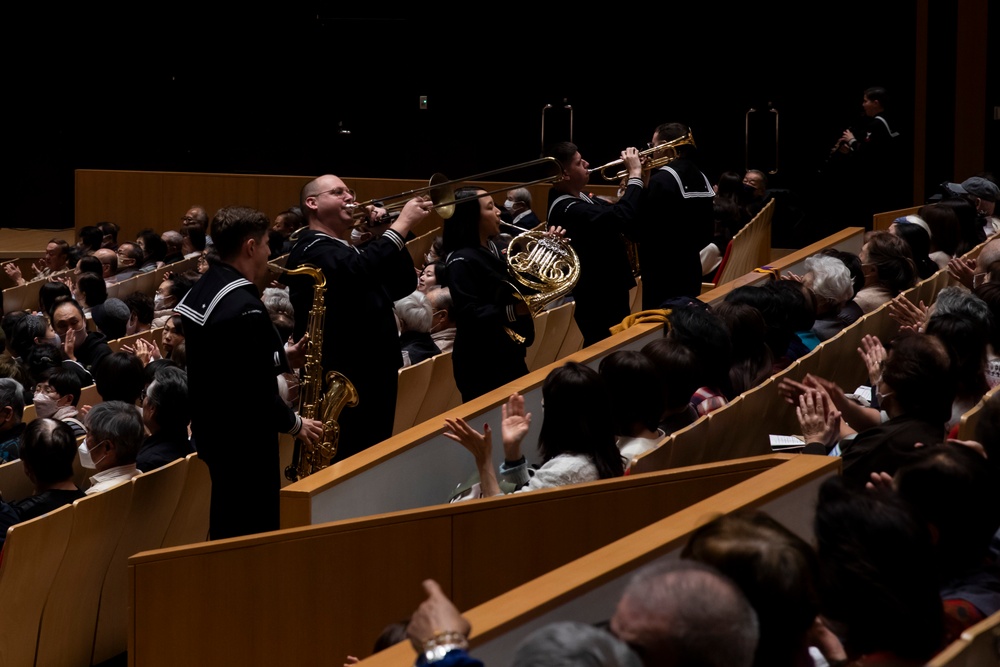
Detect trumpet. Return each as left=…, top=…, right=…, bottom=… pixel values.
left=589, top=131, right=697, bottom=182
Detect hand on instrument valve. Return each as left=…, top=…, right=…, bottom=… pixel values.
left=545, top=225, right=569, bottom=242
left=621, top=147, right=643, bottom=179
left=297, top=417, right=324, bottom=447
left=390, top=195, right=434, bottom=237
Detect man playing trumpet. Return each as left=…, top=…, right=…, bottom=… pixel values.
left=545, top=142, right=643, bottom=346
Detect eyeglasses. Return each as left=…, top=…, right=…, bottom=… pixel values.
left=311, top=187, right=353, bottom=200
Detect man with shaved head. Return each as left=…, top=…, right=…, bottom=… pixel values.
left=611, top=560, right=759, bottom=667
left=284, top=175, right=432, bottom=462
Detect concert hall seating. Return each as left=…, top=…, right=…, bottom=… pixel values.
left=127, top=454, right=837, bottom=666
left=0, top=453, right=210, bottom=665
left=278, top=228, right=867, bottom=527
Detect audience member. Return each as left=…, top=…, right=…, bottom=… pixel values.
left=138, top=366, right=193, bottom=471
left=93, top=351, right=145, bottom=404
left=82, top=400, right=144, bottom=494
left=714, top=302, right=774, bottom=394
left=90, top=297, right=130, bottom=340
left=0, top=378, right=26, bottom=462
left=682, top=511, right=821, bottom=667
left=962, top=175, right=999, bottom=236
left=152, top=274, right=194, bottom=327
left=512, top=622, right=641, bottom=667
left=641, top=337, right=701, bottom=435
left=666, top=304, right=733, bottom=413
left=161, top=230, right=185, bottom=264
left=51, top=299, right=112, bottom=372
left=0, top=419, right=85, bottom=548
left=99, top=221, right=120, bottom=250
left=114, top=242, right=145, bottom=281
left=33, top=368, right=86, bottom=436
left=3, top=239, right=70, bottom=285
left=94, top=248, right=118, bottom=283
left=814, top=477, right=944, bottom=663
left=445, top=363, right=624, bottom=497
left=502, top=187, right=541, bottom=232
left=598, top=350, right=666, bottom=469
left=394, top=292, right=438, bottom=367
left=425, top=287, right=456, bottom=354
left=136, top=228, right=167, bottom=272
left=853, top=231, right=917, bottom=313
left=123, top=292, right=155, bottom=336
left=610, top=560, right=759, bottom=667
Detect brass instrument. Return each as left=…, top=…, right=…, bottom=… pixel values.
left=272, top=263, right=359, bottom=482
left=589, top=131, right=697, bottom=182
left=346, top=157, right=567, bottom=221
left=502, top=230, right=581, bottom=343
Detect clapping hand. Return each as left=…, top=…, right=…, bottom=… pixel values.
left=500, top=393, right=531, bottom=461
left=443, top=417, right=493, bottom=466
left=796, top=388, right=841, bottom=447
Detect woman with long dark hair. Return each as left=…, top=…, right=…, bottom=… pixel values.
left=444, top=362, right=625, bottom=496
left=443, top=187, right=535, bottom=402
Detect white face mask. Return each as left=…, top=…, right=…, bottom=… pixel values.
left=78, top=440, right=106, bottom=470
left=154, top=294, right=173, bottom=311
left=504, top=199, right=515, bottom=211
left=33, top=392, right=58, bottom=419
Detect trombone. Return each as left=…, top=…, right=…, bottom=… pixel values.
left=588, top=131, right=697, bottom=182
left=348, top=156, right=566, bottom=222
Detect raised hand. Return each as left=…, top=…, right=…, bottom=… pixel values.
left=500, top=393, right=532, bottom=460
left=443, top=417, right=493, bottom=466
left=858, top=334, right=887, bottom=385
left=796, top=388, right=841, bottom=447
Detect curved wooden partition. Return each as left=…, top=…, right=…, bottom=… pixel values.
left=279, top=228, right=864, bottom=528
left=354, top=455, right=840, bottom=666
left=128, top=454, right=835, bottom=667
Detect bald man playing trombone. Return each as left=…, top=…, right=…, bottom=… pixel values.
left=284, top=175, right=433, bottom=461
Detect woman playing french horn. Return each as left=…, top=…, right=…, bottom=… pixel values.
left=443, top=187, right=565, bottom=402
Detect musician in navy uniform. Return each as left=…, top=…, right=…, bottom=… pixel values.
left=177, top=206, right=322, bottom=539
left=284, top=175, right=432, bottom=460
left=637, top=123, right=715, bottom=309
left=546, top=142, right=643, bottom=346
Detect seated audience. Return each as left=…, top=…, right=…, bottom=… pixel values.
left=513, top=622, right=641, bottom=667
left=3, top=238, right=70, bottom=285
left=82, top=400, right=144, bottom=494
left=113, top=242, right=145, bottom=281
left=152, top=274, right=195, bottom=328
left=99, top=221, right=119, bottom=250
left=665, top=303, right=733, bottom=412
left=891, top=444, right=1000, bottom=642
left=598, top=350, right=666, bottom=469
left=136, top=228, right=167, bottom=272
left=417, top=261, right=447, bottom=294
left=395, top=292, right=439, bottom=367
left=0, top=419, right=85, bottom=548
left=123, top=292, right=155, bottom=336
left=610, top=560, right=759, bottom=667
left=798, top=333, right=955, bottom=487
left=890, top=215, right=940, bottom=279
left=75, top=271, right=107, bottom=314
left=138, top=366, right=193, bottom=471
left=93, top=351, right=145, bottom=404
left=181, top=224, right=207, bottom=259
left=33, top=368, right=86, bottom=437
left=161, top=230, right=185, bottom=265
left=919, top=203, right=961, bottom=270
left=426, top=287, right=457, bottom=354
left=854, top=232, right=919, bottom=314
left=90, top=297, right=130, bottom=340
left=641, top=337, right=701, bottom=435
left=444, top=363, right=624, bottom=496
left=0, top=378, right=26, bottom=463
left=682, top=511, right=822, bottom=667
left=814, top=477, right=945, bottom=663
left=51, top=298, right=112, bottom=372
left=38, top=280, right=72, bottom=319
left=962, top=175, right=999, bottom=236
left=796, top=254, right=861, bottom=341
left=714, top=302, right=773, bottom=394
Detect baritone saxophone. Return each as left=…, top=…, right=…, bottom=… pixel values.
left=272, top=263, right=359, bottom=482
